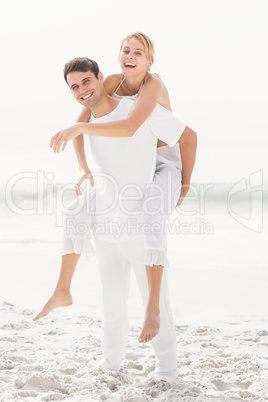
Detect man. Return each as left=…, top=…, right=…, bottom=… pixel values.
left=49, top=57, right=197, bottom=382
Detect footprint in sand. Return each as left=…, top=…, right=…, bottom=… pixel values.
left=126, top=361, right=143, bottom=370
left=17, top=390, right=39, bottom=398
left=212, top=380, right=252, bottom=391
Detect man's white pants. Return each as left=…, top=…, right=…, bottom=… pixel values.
left=94, top=236, right=178, bottom=382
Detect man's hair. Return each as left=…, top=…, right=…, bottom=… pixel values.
left=119, top=32, right=155, bottom=62
left=64, top=57, right=100, bottom=83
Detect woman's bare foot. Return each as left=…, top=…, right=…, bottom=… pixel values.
left=138, top=304, right=160, bottom=343
left=33, top=291, right=73, bottom=321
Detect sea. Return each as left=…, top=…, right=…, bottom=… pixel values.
left=0, top=149, right=267, bottom=330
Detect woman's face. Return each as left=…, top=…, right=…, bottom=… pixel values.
left=119, top=39, right=152, bottom=77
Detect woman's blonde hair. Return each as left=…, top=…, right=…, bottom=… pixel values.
left=119, top=32, right=155, bottom=63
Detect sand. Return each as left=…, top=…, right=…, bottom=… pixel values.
left=1, top=300, right=268, bottom=402
left=1, top=233, right=268, bottom=402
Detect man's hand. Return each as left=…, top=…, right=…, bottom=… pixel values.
left=50, top=125, right=82, bottom=153
left=176, top=184, right=190, bottom=207
left=75, top=168, right=94, bottom=196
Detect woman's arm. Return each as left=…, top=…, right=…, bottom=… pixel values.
left=75, top=74, right=163, bottom=137
left=51, top=74, right=165, bottom=152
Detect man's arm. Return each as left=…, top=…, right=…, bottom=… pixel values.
left=148, top=108, right=197, bottom=205
left=177, top=126, right=197, bottom=206
left=72, top=107, right=91, bottom=167
left=70, top=107, right=94, bottom=195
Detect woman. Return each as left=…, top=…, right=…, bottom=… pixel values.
left=34, top=32, right=197, bottom=344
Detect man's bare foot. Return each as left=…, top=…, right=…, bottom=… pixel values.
left=33, top=291, right=73, bottom=321
left=138, top=304, right=160, bottom=343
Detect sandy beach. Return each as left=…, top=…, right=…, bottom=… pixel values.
left=1, top=297, right=267, bottom=402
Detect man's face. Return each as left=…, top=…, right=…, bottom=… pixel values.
left=67, top=70, right=104, bottom=109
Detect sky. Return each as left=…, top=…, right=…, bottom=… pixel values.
left=1, top=0, right=267, bottom=183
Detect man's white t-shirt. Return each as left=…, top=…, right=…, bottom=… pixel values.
left=88, top=98, right=186, bottom=242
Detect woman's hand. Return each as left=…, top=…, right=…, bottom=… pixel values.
left=50, top=124, right=82, bottom=153
left=75, top=168, right=94, bottom=196
left=176, top=184, right=190, bottom=207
